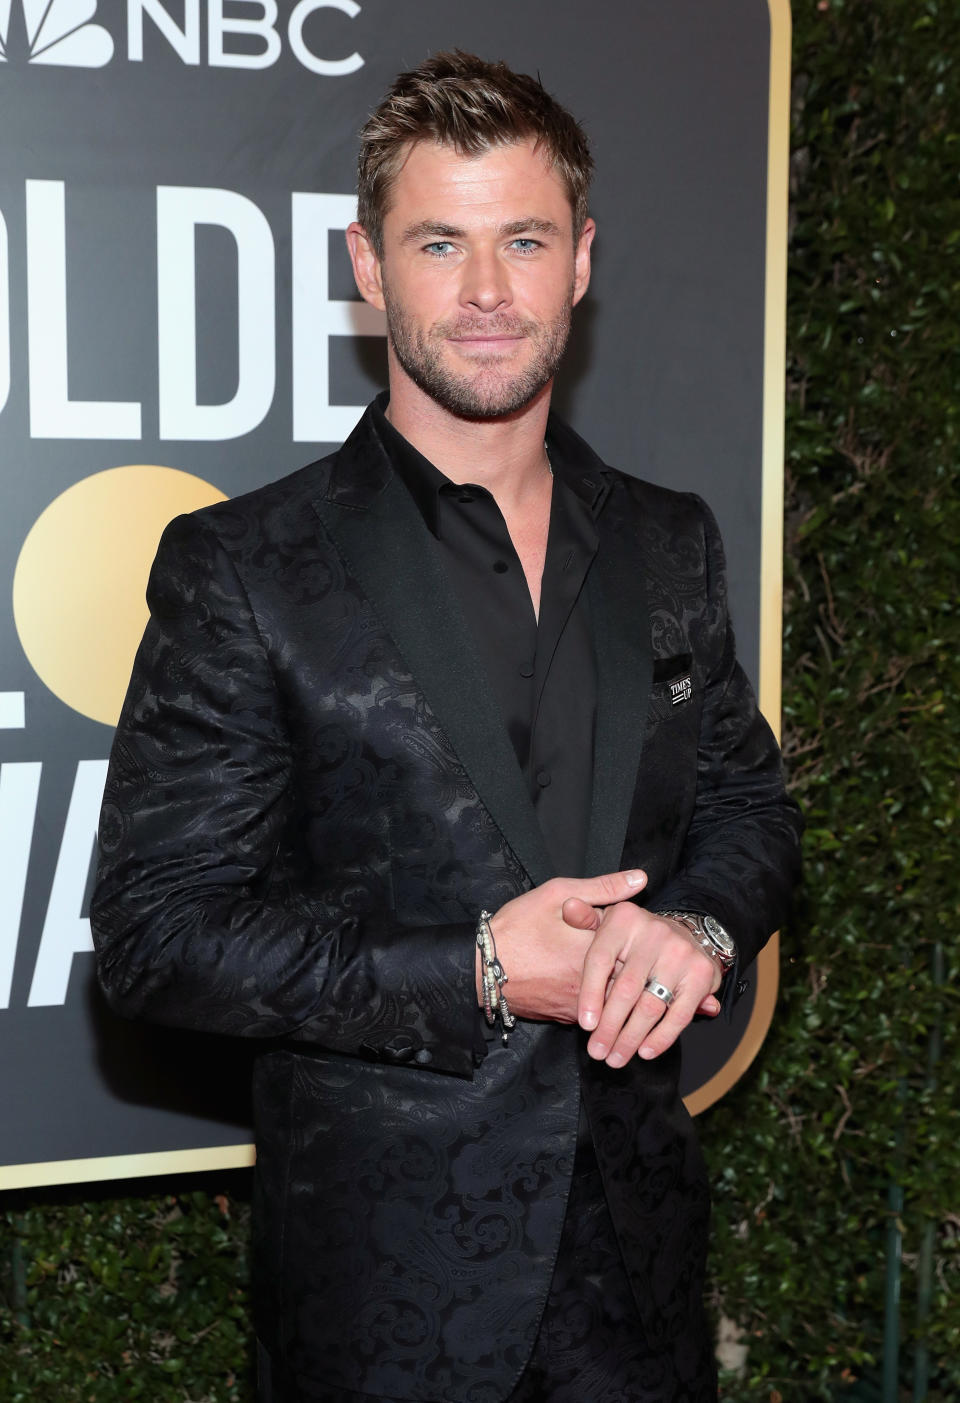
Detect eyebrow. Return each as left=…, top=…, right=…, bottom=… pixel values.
left=400, top=221, right=465, bottom=244
left=399, top=217, right=563, bottom=245
left=499, top=218, right=562, bottom=238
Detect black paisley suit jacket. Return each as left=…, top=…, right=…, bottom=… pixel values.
left=92, top=405, right=801, bottom=1402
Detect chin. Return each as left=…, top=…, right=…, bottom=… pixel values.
left=436, top=379, right=548, bottom=421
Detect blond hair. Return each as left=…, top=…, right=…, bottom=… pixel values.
left=357, top=50, right=593, bottom=255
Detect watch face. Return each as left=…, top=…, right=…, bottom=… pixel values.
left=704, top=915, right=736, bottom=955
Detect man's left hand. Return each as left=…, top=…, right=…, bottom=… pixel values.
left=563, top=901, right=723, bottom=1067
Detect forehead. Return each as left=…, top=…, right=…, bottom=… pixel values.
left=383, top=138, right=573, bottom=231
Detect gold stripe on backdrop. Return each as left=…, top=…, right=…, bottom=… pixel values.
left=0, top=1144, right=255, bottom=1191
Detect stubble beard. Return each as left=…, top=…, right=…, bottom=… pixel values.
left=384, top=291, right=574, bottom=421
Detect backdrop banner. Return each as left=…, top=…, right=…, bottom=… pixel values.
left=0, top=0, right=789, bottom=1187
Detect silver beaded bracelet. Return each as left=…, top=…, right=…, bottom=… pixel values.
left=476, top=909, right=516, bottom=1045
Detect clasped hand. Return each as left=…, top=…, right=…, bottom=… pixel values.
left=485, top=870, right=723, bottom=1068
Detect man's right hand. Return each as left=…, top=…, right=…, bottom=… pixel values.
left=482, top=871, right=647, bottom=1023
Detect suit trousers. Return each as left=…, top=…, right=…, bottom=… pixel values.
left=256, top=1109, right=718, bottom=1403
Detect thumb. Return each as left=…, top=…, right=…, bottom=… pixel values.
left=574, top=869, right=647, bottom=906
left=561, top=896, right=601, bottom=931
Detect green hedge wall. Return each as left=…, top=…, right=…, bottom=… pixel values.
left=704, top=0, right=960, bottom=1397
left=0, top=1183, right=252, bottom=1401
left=2, top=3, right=957, bottom=1400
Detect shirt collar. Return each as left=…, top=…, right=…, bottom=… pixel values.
left=371, top=393, right=447, bottom=536
left=370, top=391, right=611, bottom=539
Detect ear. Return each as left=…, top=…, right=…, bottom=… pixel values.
left=572, top=217, right=596, bottom=307
left=345, top=222, right=385, bottom=312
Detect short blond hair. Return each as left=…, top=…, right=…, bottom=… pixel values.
left=357, top=49, right=593, bottom=255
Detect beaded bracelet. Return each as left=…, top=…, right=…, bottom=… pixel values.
left=476, top=909, right=516, bottom=1045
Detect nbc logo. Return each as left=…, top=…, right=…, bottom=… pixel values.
left=0, top=0, right=114, bottom=67
left=0, top=1, right=364, bottom=74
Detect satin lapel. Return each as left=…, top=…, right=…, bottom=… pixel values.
left=313, top=472, right=555, bottom=890
left=584, top=497, right=654, bottom=876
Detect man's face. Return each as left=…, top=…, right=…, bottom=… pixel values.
left=348, top=139, right=594, bottom=420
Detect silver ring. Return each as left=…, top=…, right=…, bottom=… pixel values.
left=644, top=977, right=675, bottom=1007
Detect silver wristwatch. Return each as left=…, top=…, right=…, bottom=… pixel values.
left=655, top=910, right=737, bottom=974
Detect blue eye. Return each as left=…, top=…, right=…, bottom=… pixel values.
left=424, top=241, right=456, bottom=257
left=510, top=239, right=539, bottom=254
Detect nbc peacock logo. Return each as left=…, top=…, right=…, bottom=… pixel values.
left=0, top=0, right=114, bottom=67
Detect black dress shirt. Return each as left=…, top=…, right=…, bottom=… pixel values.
left=373, top=394, right=611, bottom=876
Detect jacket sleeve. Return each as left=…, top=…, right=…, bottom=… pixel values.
left=648, top=495, right=803, bottom=979
left=92, top=513, right=479, bottom=1079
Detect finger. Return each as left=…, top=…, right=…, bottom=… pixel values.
left=589, top=946, right=718, bottom=1063
left=560, top=869, right=646, bottom=908
left=578, top=924, right=633, bottom=1031
left=561, top=896, right=601, bottom=932
left=594, top=983, right=698, bottom=1066
left=581, top=976, right=662, bottom=1060
left=629, top=956, right=719, bottom=1059
left=583, top=951, right=654, bottom=1051
left=605, top=961, right=623, bottom=1001
left=634, top=986, right=705, bottom=1062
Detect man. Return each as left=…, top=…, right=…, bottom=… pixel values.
left=93, top=51, right=801, bottom=1403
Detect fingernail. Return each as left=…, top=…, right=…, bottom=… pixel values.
left=625, top=870, right=646, bottom=888
left=638, top=1046, right=655, bottom=1060
left=581, top=1010, right=598, bottom=1030
left=589, top=1040, right=608, bottom=1059
left=606, top=1052, right=625, bottom=1068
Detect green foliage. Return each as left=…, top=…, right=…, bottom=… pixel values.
left=702, top=0, right=960, bottom=1397
left=1, top=4, right=957, bottom=1400
left=0, top=1179, right=252, bottom=1402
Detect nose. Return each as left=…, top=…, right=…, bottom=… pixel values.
left=459, top=247, right=511, bottom=313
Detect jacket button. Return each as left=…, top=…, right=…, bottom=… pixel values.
left=536, top=770, right=551, bottom=788
left=736, top=979, right=750, bottom=997
left=381, top=1035, right=416, bottom=1065
left=414, top=1049, right=433, bottom=1066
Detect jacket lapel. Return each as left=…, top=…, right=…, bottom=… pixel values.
left=584, top=489, right=654, bottom=877
left=312, top=412, right=555, bottom=890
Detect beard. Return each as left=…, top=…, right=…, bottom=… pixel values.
left=383, top=292, right=573, bottom=420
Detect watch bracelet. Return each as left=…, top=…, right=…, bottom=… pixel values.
left=653, top=909, right=736, bottom=973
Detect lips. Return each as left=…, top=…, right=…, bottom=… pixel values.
left=445, top=325, right=529, bottom=352
left=438, top=318, right=533, bottom=341
left=448, top=335, right=525, bottom=346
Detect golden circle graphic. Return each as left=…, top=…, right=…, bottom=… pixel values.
left=13, top=466, right=227, bottom=728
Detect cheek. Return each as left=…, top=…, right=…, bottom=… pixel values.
left=519, top=265, right=576, bottom=314
left=391, top=270, right=452, bottom=321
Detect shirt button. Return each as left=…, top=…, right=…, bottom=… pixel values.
left=492, top=560, right=509, bottom=574
left=536, top=770, right=552, bottom=788
left=519, top=662, right=534, bottom=678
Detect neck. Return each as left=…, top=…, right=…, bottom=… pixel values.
left=385, top=364, right=553, bottom=512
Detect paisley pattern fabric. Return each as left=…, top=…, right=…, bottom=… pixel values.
left=257, top=1112, right=716, bottom=1403
left=92, top=405, right=801, bottom=1403
left=509, top=1112, right=717, bottom=1403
